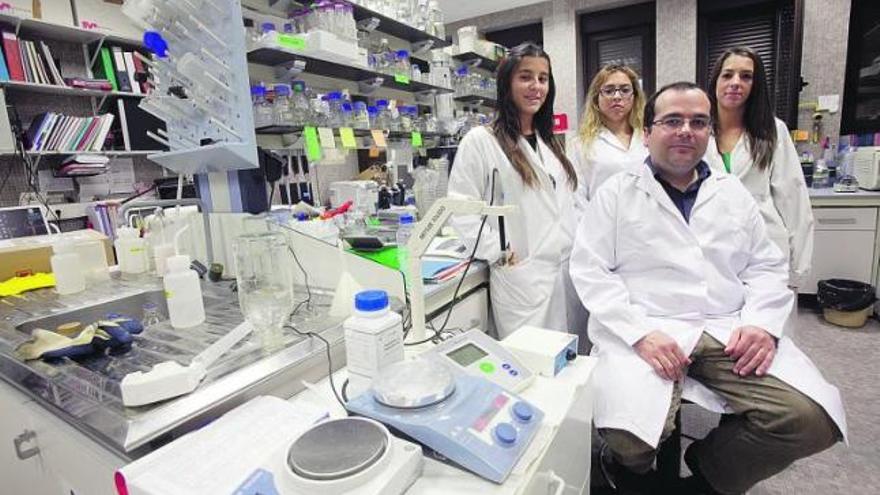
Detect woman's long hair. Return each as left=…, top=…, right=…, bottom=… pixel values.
left=492, top=42, right=577, bottom=190
left=578, top=65, right=645, bottom=144
left=708, top=47, right=777, bottom=171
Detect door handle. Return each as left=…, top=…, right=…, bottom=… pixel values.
left=13, top=429, right=40, bottom=460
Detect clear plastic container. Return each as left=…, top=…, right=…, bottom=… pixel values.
left=411, top=63, right=422, bottom=82
left=340, top=102, right=354, bottom=127
left=343, top=289, right=404, bottom=400
left=273, top=84, right=294, bottom=126
left=164, top=254, right=206, bottom=329
left=115, top=226, right=148, bottom=274
left=51, top=243, right=86, bottom=295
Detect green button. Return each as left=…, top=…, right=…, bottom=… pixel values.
left=479, top=361, right=495, bottom=374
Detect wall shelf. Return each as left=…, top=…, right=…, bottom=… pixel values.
left=452, top=52, right=500, bottom=72
left=248, top=48, right=453, bottom=94
left=454, top=94, right=497, bottom=108
left=349, top=5, right=450, bottom=48
left=0, top=14, right=142, bottom=47
left=0, top=81, right=145, bottom=99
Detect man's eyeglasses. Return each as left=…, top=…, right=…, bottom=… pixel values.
left=651, top=116, right=712, bottom=131
left=599, top=85, right=634, bottom=98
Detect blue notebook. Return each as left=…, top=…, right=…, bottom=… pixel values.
left=0, top=46, right=9, bottom=81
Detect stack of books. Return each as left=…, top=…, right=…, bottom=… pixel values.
left=0, top=31, right=65, bottom=86
left=25, top=112, right=116, bottom=152
left=56, top=155, right=110, bottom=177
left=91, top=46, right=152, bottom=94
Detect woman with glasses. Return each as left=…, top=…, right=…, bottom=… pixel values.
left=447, top=42, right=580, bottom=338
left=568, top=65, right=647, bottom=201
left=705, top=47, right=814, bottom=289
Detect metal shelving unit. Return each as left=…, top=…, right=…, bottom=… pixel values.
left=0, top=81, right=144, bottom=99
left=454, top=94, right=497, bottom=108
left=0, top=13, right=142, bottom=47
left=452, top=52, right=500, bottom=72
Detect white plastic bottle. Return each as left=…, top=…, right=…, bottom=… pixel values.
left=115, top=227, right=148, bottom=274
left=163, top=254, right=206, bottom=329
left=50, top=243, right=86, bottom=295
left=344, top=290, right=404, bottom=398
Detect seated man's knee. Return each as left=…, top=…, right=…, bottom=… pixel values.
left=600, top=428, right=657, bottom=473
left=754, top=391, right=838, bottom=453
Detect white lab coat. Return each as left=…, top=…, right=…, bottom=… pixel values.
left=569, top=164, right=847, bottom=447
left=704, top=118, right=814, bottom=287
left=568, top=127, right=647, bottom=201
left=448, top=126, right=582, bottom=338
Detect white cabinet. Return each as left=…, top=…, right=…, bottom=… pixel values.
left=0, top=380, right=125, bottom=495
left=803, top=207, right=878, bottom=294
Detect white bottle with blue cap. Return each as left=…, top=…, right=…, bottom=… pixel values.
left=344, top=289, right=404, bottom=398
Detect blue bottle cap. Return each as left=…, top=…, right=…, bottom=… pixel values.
left=274, top=84, right=291, bottom=96
left=376, top=99, right=389, bottom=107
left=341, top=102, right=353, bottom=112
left=367, top=106, right=378, bottom=115
left=354, top=290, right=389, bottom=312
left=396, top=49, right=409, bottom=57
left=399, top=214, right=414, bottom=224
left=261, top=22, right=276, bottom=33
left=328, top=91, right=342, bottom=100
left=251, top=85, right=266, bottom=96
left=296, top=212, right=308, bottom=221
left=354, top=101, right=367, bottom=110
left=143, top=31, right=168, bottom=58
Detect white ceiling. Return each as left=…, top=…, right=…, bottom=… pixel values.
left=437, top=0, right=548, bottom=23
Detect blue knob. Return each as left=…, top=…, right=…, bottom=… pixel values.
left=494, top=423, right=517, bottom=445
left=513, top=401, right=533, bottom=422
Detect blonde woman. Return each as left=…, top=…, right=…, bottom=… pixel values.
left=568, top=65, right=648, bottom=200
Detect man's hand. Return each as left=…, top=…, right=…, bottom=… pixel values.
left=633, top=331, right=691, bottom=381
left=725, top=326, right=777, bottom=376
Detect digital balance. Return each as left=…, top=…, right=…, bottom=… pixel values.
left=235, top=417, right=423, bottom=495
left=345, top=358, right=544, bottom=484
left=421, top=328, right=535, bottom=392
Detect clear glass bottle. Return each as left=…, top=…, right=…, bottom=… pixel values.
left=141, top=302, right=162, bottom=329
left=326, top=91, right=344, bottom=127
left=367, top=105, right=379, bottom=128
left=395, top=50, right=411, bottom=77
left=396, top=214, right=415, bottom=279
left=291, top=80, right=310, bottom=125
left=375, top=99, right=392, bottom=129
left=273, top=84, right=294, bottom=126
left=251, top=84, right=273, bottom=128
left=353, top=101, right=370, bottom=129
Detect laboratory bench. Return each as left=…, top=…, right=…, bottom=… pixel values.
left=806, top=188, right=880, bottom=307
left=0, top=257, right=491, bottom=494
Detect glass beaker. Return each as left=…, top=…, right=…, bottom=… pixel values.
left=234, top=232, right=294, bottom=353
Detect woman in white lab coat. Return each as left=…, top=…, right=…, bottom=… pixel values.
left=568, top=64, right=648, bottom=201
left=704, top=47, right=814, bottom=287
left=447, top=42, right=580, bottom=338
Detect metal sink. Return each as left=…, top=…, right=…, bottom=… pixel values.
left=15, top=290, right=168, bottom=334
left=0, top=276, right=345, bottom=459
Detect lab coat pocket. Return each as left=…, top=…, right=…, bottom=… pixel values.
left=490, top=258, right=546, bottom=309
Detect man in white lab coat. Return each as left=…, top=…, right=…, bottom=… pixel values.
left=569, top=82, right=846, bottom=495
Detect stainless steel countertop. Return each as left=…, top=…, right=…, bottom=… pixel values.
left=0, top=275, right=345, bottom=460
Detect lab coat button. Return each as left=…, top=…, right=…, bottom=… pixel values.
left=495, top=423, right=518, bottom=445
left=512, top=401, right=533, bottom=422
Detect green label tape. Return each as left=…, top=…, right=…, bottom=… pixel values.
left=339, top=127, right=357, bottom=148
left=394, top=74, right=410, bottom=85
left=304, top=126, right=322, bottom=161
left=411, top=131, right=423, bottom=147
left=278, top=34, right=306, bottom=51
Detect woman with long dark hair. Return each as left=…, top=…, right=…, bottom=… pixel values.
left=705, top=47, right=814, bottom=288
left=447, top=42, right=581, bottom=338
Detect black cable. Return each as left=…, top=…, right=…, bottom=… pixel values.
left=8, top=107, right=59, bottom=222
left=268, top=220, right=313, bottom=315
left=268, top=181, right=276, bottom=208
left=404, top=169, right=497, bottom=346
left=283, top=324, right=345, bottom=408
left=341, top=378, right=350, bottom=402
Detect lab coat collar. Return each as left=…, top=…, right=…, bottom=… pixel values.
left=598, top=126, right=641, bottom=152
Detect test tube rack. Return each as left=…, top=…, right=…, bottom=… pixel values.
left=122, top=0, right=258, bottom=175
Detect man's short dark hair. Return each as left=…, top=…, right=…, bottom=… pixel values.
left=643, top=81, right=709, bottom=129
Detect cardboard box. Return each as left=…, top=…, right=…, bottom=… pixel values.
left=0, top=1, right=75, bottom=26
left=72, top=0, right=141, bottom=41
left=0, top=229, right=114, bottom=281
